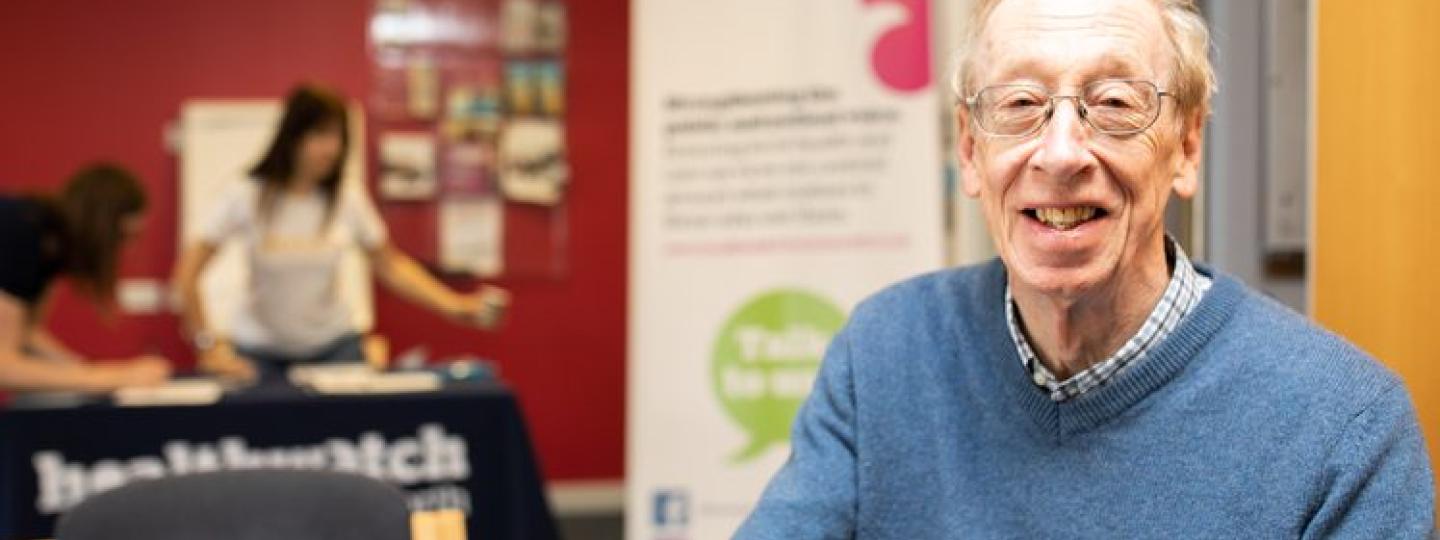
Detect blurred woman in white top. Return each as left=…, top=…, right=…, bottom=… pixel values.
left=174, top=84, right=507, bottom=383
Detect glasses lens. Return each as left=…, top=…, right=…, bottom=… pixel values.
left=1082, top=80, right=1159, bottom=134
left=975, top=86, right=1048, bottom=136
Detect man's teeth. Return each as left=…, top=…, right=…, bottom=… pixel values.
left=1035, top=207, right=1099, bottom=230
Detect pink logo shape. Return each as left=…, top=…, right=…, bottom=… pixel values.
left=864, top=0, right=933, bottom=93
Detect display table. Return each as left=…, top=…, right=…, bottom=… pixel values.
left=0, top=380, right=558, bottom=540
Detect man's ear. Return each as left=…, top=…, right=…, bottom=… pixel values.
left=956, top=105, right=983, bottom=198
left=1172, top=108, right=1205, bottom=199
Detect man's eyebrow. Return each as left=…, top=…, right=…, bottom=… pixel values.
left=1079, top=53, right=1153, bottom=79
left=981, top=52, right=1154, bottom=89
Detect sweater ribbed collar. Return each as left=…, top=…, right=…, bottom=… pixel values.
left=964, top=259, right=1245, bottom=442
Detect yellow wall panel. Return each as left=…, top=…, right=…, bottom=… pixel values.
left=1314, top=0, right=1440, bottom=505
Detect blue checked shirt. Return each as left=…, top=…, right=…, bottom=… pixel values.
left=1006, top=237, right=1212, bottom=402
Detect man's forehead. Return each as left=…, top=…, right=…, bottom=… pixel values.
left=978, top=0, right=1167, bottom=84
left=986, top=0, right=1164, bottom=30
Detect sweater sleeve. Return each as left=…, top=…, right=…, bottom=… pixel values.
left=1302, top=383, right=1436, bottom=539
left=734, top=325, right=858, bottom=539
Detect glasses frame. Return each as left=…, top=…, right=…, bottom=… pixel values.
left=963, top=79, right=1173, bottom=138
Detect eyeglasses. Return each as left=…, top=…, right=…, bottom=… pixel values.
left=964, top=80, right=1171, bottom=138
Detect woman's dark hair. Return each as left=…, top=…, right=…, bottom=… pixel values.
left=248, top=84, right=350, bottom=223
left=57, top=163, right=147, bottom=304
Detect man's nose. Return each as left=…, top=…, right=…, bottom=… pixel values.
left=1031, top=98, right=1094, bottom=181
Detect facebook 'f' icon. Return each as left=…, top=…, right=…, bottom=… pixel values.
left=652, top=488, right=690, bottom=529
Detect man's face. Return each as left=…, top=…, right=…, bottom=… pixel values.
left=957, top=0, right=1205, bottom=298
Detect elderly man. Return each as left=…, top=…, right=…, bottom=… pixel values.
left=735, top=0, right=1434, bottom=538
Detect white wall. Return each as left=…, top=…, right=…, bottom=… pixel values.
left=1203, top=0, right=1309, bottom=311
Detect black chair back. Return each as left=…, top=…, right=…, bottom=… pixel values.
left=55, top=469, right=412, bottom=540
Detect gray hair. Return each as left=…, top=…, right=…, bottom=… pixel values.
left=951, top=0, right=1216, bottom=116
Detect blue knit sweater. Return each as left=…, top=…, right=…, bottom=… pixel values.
left=737, top=260, right=1434, bottom=539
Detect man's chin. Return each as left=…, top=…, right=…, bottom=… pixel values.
left=1004, top=254, right=1113, bottom=300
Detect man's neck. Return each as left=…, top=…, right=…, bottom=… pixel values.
left=1011, top=241, right=1172, bottom=380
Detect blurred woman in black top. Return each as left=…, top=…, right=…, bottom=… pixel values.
left=0, top=164, right=170, bottom=392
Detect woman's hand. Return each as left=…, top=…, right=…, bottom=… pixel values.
left=90, top=355, right=172, bottom=390
left=369, top=245, right=512, bottom=330
left=196, top=340, right=258, bottom=384
left=445, top=285, right=512, bottom=330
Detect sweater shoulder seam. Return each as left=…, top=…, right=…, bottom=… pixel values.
left=1318, top=379, right=1404, bottom=466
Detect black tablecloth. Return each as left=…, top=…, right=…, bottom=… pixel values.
left=0, top=381, right=558, bottom=540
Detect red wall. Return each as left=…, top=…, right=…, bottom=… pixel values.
left=0, top=0, right=627, bottom=482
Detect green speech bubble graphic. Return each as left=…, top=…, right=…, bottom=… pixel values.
left=712, top=289, right=846, bottom=464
